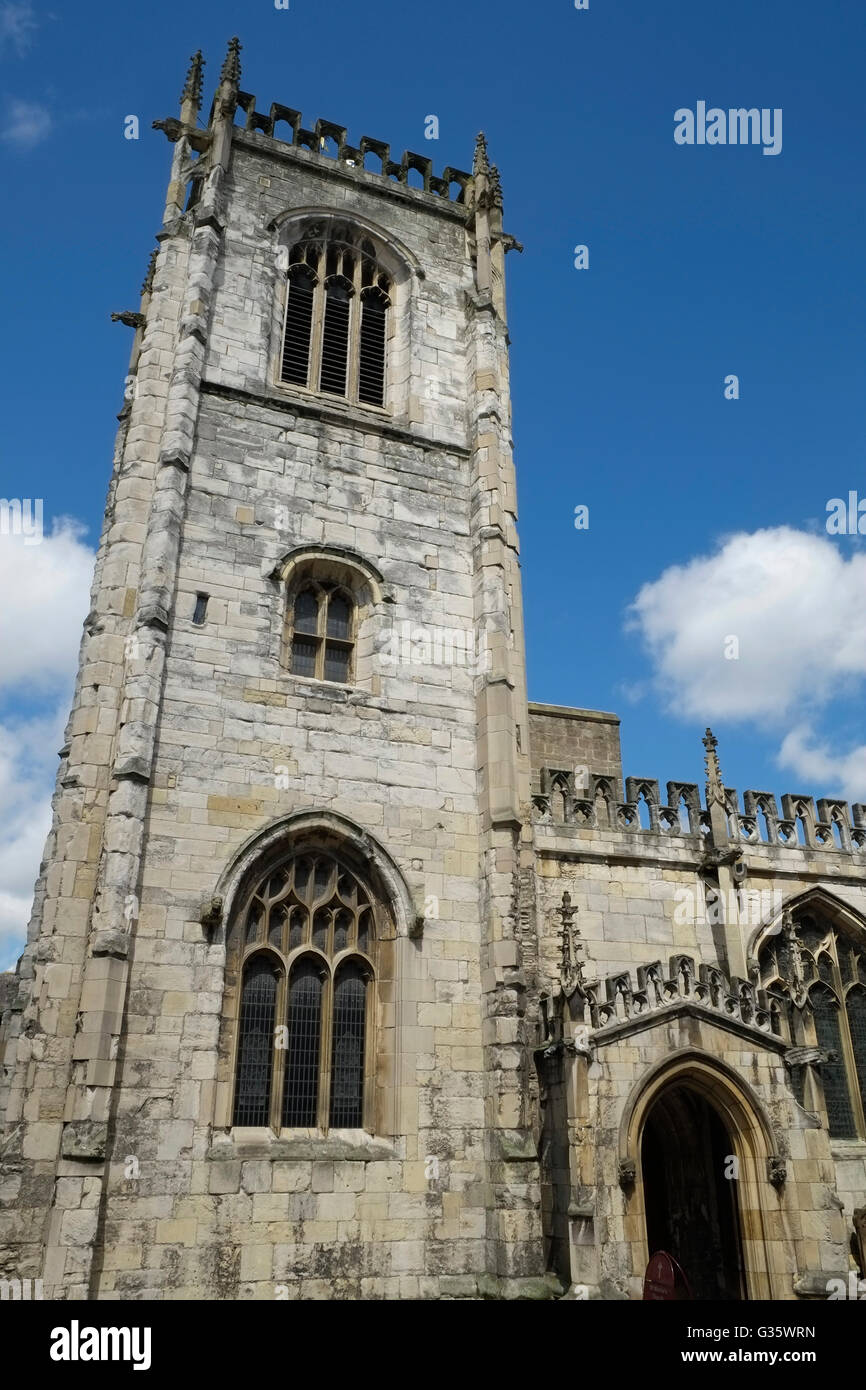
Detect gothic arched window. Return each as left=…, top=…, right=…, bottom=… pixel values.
left=759, top=911, right=866, bottom=1139
left=287, top=581, right=354, bottom=683
left=279, top=227, right=392, bottom=407
left=232, top=851, right=377, bottom=1131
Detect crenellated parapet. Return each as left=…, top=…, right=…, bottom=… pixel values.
left=532, top=768, right=709, bottom=836
left=164, top=38, right=473, bottom=206
left=229, top=95, right=472, bottom=203
left=532, top=736, right=866, bottom=855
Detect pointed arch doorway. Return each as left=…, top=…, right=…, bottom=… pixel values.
left=640, top=1082, right=745, bottom=1300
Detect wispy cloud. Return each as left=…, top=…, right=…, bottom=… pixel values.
left=0, top=1, right=38, bottom=57
left=1, top=97, right=51, bottom=148
left=778, top=727, right=866, bottom=806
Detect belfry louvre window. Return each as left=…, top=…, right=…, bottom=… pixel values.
left=232, top=852, right=377, bottom=1131
left=759, top=913, right=866, bottom=1139
left=288, top=582, right=354, bottom=683
left=279, top=227, right=392, bottom=407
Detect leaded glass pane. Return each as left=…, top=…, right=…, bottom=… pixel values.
left=269, top=903, right=288, bottom=951
left=233, top=957, right=277, bottom=1127
left=817, top=952, right=836, bottom=987
left=330, top=963, right=366, bottom=1128
left=245, top=900, right=264, bottom=946
left=294, top=858, right=311, bottom=900
left=291, top=634, right=317, bottom=677
left=798, top=919, right=827, bottom=955
left=312, top=908, right=330, bottom=952
left=811, top=985, right=856, bottom=1138
left=314, top=860, right=333, bottom=899
left=357, top=908, right=370, bottom=956
left=324, top=642, right=350, bottom=683
left=334, top=908, right=351, bottom=954
left=294, top=589, right=318, bottom=633
left=283, top=959, right=323, bottom=1127
left=326, top=594, right=351, bottom=640
left=266, top=868, right=289, bottom=901
left=846, top=987, right=866, bottom=1115
left=288, top=906, right=305, bottom=952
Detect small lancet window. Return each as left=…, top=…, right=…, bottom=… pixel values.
left=288, top=583, right=355, bottom=684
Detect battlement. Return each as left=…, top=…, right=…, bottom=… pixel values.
left=532, top=764, right=866, bottom=854
left=228, top=94, right=472, bottom=204
left=166, top=40, right=475, bottom=208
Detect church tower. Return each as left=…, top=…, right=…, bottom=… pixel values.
left=0, top=41, right=546, bottom=1298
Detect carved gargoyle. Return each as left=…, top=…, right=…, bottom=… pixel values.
left=767, top=1155, right=787, bottom=1188
left=199, top=895, right=223, bottom=932
left=618, top=1158, right=636, bottom=1189
left=110, top=311, right=145, bottom=329
left=152, top=116, right=184, bottom=143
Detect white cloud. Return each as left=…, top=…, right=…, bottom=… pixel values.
left=0, top=520, right=94, bottom=969
left=0, top=518, right=94, bottom=691
left=778, top=727, right=866, bottom=807
left=0, top=1, right=37, bottom=56
left=0, top=710, right=60, bottom=970
left=1, top=97, right=52, bottom=149
left=627, top=527, right=866, bottom=721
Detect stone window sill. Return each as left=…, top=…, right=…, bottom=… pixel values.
left=271, top=379, right=392, bottom=424
left=278, top=672, right=359, bottom=700
left=208, top=1129, right=400, bottom=1162
left=829, top=1140, right=866, bottom=1159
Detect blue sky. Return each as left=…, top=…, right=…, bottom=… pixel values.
left=1, top=0, right=865, bottom=965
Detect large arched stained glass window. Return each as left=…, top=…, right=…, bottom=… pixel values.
left=231, top=850, right=378, bottom=1131
left=759, top=910, right=866, bottom=1139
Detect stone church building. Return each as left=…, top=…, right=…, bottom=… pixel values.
left=1, top=40, right=865, bottom=1301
